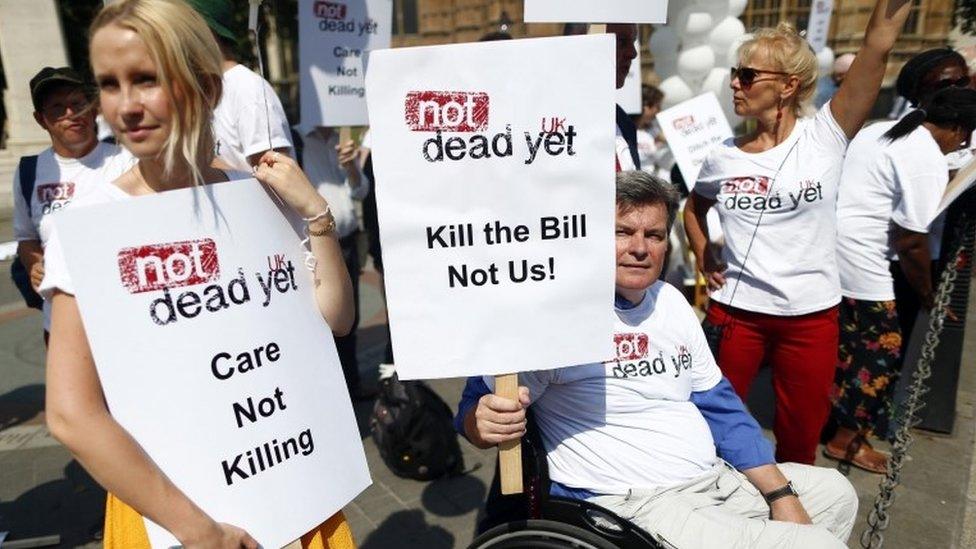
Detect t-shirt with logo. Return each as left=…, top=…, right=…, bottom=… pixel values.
left=13, top=142, right=135, bottom=329
left=213, top=64, right=293, bottom=172
left=484, top=281, right=722, bottom=494
left=836, top=120, right=948, bottom=302
left=694, top=102, right=850, bottom=316
left=39, top=171, right=251, bottom=303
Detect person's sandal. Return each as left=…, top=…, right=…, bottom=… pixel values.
left=823, top=433, right=888, bottom=474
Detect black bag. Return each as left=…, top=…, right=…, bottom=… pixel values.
left=370, top=374, right=464, bottom=481
left=11, top=156, right=43, bottom=310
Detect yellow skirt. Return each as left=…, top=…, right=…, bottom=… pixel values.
left=104, top=493, right=356, bottom=548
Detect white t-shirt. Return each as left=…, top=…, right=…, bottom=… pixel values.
left=836, top=121, right=948, bottom=301
left=213, top=64, right=293, bottom=172
left=486, top=282, right=723, bottom=494
left=40, top=171, right=251, bottom=301
left=694, top=102, right=850, bottom=316
left=301, top=130, right=369, bottom=239
left=13, top=142, right=135, bottom=329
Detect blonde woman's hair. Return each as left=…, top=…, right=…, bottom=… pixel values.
left=91, top=0, right=223, bottom=186
left=737, top=22, right=819, bottom=117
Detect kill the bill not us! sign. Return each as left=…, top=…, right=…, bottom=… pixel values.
left=52, top=180, right=370, bottom=548
left=365, top=34, right=618, bottom=380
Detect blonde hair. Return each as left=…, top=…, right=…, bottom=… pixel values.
left=738, top=22, right=819, bottom=117
left=91, top=0, right=223, bottom=185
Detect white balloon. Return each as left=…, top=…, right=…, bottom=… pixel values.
left=708, top=16, right=746, bottom=60
left=677, top=45, right=716, bottom=89
left=696, top=0, right=730, bottom=22
left=676, top=7, right=713, bottom=47
left=817, top=47, right=835, bottom=74
left=726, top=33, right=753, bottom=67
left=728, top=0, right=748, bottom=17
left=659, top=75, right=695, bottom=109
left=649, top=25, right=680, bottom=78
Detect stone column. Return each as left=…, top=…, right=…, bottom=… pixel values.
left=0, top=0, right=69, bottom=156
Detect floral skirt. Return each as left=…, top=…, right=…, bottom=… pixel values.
left=830, top=297, right=903, bottom=439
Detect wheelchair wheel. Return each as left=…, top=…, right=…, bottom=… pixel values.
left=468, top=519, right=620, bottom=549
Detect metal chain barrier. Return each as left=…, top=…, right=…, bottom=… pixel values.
left=859, top=218, right=976, bottom=549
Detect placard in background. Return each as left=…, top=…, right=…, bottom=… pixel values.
left=806, top=0, right=834, bottom=53
left=299, top=0, right=392, bottom=130
left=656, top=92, right=733, bottom=188
left=365, top=35, right=618, bottom=380
left=524, top=0, right=668, bottom=24
left=54, top=180, right=370, bottom=548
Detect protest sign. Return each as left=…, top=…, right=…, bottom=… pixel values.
left=364, top=35, right=618, bottom=381
left=524, top=0, right=668, bottom=24
left=617, top=39, right=642, bottom=115
left=806, top=0, right=834, bottom=53
left=656, top=92, right=733, bottom=188
left=937, top=153, right=976, bottom=216
left=299, top=0, right=392, bottom=130
left=53, top=180, right=370, bottom=548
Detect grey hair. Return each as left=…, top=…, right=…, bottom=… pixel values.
left=616, top=170, right=680, bottom=232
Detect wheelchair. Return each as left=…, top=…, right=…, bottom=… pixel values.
left=467, top=413, right=664, bottom=549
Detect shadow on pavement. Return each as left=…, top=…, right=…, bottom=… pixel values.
left=420, top=472, right=486, bottom=518
left=358, top=509, right=454, bottom=549
left=0, top=459, right=105, bottom=546
left=0, top=384, right=44, bottom=430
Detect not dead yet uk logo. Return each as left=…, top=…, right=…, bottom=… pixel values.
left=117, top=239, right=300, bottom=326
left=403, top=90, right=579, bottom=164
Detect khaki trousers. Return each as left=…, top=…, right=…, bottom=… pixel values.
left=588, top=462, right=858, bottom=549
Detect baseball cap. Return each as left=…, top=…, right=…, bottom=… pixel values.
left=185, top=0, right=239, bottom=43
left=29, top=67, right=86, bottom=111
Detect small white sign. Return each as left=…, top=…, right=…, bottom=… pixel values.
left=617, top=40, right=642, bottom=115
left=54, top=180, right=370, bottom=548
left=806, top=0, right=834, bottom=53
left=524, top=0, right=668, bottom=24
left=365, top=35, right=618, bottom=380
left=656, top=93, right=733, bottom=188
left=299, top=0, right=393, bottom=129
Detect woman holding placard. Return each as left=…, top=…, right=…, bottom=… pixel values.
left=40, top=0, right=356, bottom=547
left=683, top=0, right=913, bottom=465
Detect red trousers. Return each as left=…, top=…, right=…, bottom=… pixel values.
left=705, top=302, right=839, bottom=464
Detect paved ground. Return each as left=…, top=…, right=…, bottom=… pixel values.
left=0, top=245, right=974, bottom=548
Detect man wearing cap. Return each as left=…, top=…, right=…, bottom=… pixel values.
left=13, top=67, right=134, bottom=341
left=188, top=0, right=293, bottom=172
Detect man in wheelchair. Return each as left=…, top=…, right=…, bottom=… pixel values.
left=454, top=171, right=858, bottom=548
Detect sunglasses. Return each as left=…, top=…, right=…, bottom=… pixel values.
left=41, top=98, right=91, bottom=120
left=933, top=76, right=971, bottom=91
left=730, top=66, right=790, bottom=90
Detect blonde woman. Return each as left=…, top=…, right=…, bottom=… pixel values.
left=683, top=0, right=913, bottom=466
left=41, top=1, right=356, bottom=547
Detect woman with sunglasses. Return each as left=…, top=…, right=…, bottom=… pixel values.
left=683, top=0, right=913, bottom=466
left=828, top=87, right=976, bottom=473
left=40, top=1, right=356, bottom=547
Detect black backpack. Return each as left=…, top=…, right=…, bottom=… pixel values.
left=11, top=156, right=43, bottom=310
left=370, top=374, right=464, bottom=481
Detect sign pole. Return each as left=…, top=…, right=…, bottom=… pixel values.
left=495, top=373, right=523, bottom=494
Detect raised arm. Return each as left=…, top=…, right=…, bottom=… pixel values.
left=45, top=293, right=257, bottom=548
left=253, top=151, right=356, bottom=335
left=831, top=0, right=914, bottom=138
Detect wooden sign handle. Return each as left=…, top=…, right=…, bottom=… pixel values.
left=495, top=373, right=523, bottom=494
left=339, top=126, right=353, bottom=144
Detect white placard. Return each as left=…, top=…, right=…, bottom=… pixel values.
left=299, top=0, right=392, bottom=130
left=524, top=0, right=668, bottom=24
left=806, top=0, right=834, bottom=53
left=365, top=35, right=617, bottom=380
left=656, top=93, right=733, bottom=188
left=54, top=180, right=370, bottom=548
left=617, top=39, right=642, bottom=115
left=937, top=153, right=976, bottom=216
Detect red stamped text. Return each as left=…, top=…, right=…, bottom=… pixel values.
left=405, top=91, right=489, bottom=132
left=118, top=238, right=220, bottom=294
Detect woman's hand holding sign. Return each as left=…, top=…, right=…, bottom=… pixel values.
left=253, top=151, right=330, bottom=219
left=464, top=386, right=531, bottom=449
left=183, top=521, right=258, bottom=549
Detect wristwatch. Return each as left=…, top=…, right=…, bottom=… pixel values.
left=762, top=480, right=799, bottom=505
